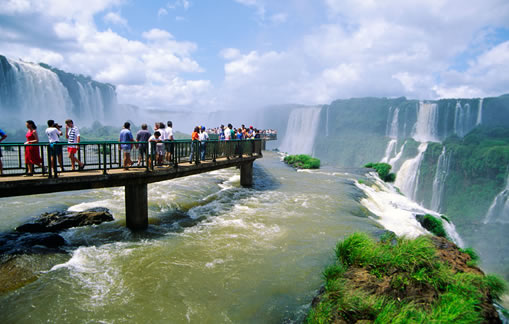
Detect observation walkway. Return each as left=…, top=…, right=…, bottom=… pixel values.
left=0, top=139, right=265, bottom=230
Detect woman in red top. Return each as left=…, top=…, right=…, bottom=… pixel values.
left=25, top=120, right=43, bottom=176
left=189, top=126, right=200, bottom=164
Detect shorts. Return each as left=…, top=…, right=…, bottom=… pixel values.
left=156, top=144, right=164, bottom=155
left=165, top=142, right=174, bottom=152
left=67, top=147, right=78, bottom=154
left=139, top=146, right=147, bottom=156
left=50, top=143, right=63, bottom=157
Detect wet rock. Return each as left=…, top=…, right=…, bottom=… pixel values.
left=16, top=207, right=114, bottom=233
left=0, top=232, right=66, bottom=255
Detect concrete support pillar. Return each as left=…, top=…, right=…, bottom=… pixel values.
left=125, top=183, right=148, bottom=230
left=240, top=161, right=253, bottom=187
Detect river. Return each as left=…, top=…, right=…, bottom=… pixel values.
left=0, top=152, right=387, bottom=323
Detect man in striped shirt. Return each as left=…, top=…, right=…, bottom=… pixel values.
left=65, top=119, right=84, bottom=171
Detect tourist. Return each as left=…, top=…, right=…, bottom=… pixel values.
left=189, top=126, right=200, bottom=164
left=65, top=119, right=85, bottom=171
left=0, top=128, right=7, bottom=175
left=136, top=123, right=151, bottom=166
left=119, top=122, right=134, bottom=170
left=165, top=121, right=174, bottom=165
left=24, top=120, right=44, bottom=176
left=45, top=120, right=64, bottom=173
left=148, top=131, right=163, bottom=167
left=219, top=125, right=225, bottom=140
left=236, top=128, right=243, bottom=140
left=225, top=124, right=232, bottom=140
left=199, top=126, right=209, bottom=161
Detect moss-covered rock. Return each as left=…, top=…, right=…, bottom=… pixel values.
left=306, top=233, right=506, bottom=323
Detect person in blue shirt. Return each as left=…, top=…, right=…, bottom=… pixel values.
left=119, top=122, right=134, bottom=170
left=0, top=128, right=7, bottom=175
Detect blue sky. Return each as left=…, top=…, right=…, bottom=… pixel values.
left=1, top=0, right=509, bottom=111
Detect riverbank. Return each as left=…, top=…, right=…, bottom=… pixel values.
left=306, top=232, right=506, bottom=323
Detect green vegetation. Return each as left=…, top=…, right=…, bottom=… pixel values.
left=306, top=233, right=507, bottom=323
left=364, top=162, right=396, bottom=182
left=416, top=214, right=447, bottom=238
left=284, top=154, right=320, bottom=169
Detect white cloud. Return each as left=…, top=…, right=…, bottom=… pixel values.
left=220, top=48, right=241, bottom=60
left=167, top=0, right=190, bottom=10
left=142, top=28, right=173, bottom=41
left=103, top=12, right=128, bottom=28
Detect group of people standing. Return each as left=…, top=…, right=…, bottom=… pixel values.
left=18, top=119, right=84, bottom=176
left=118, top=121, right=174, bottom=170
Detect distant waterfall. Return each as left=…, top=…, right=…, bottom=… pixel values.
left=394, top=143, right=428, bottom=200
left=325, top=105, right=330, bottom=137
left=453, top=102, right=475, bottom=137
left=413, top=102, right=439, bottom=142
left=483, top=175, right=509, bottom=224
left=476, top=98, right=483, bottom=125
left=386, top=106, right=399, bottom=138
left=430, top=147, right=451, bottom=212
left=279, top=107, right=322, bottom=155
left=0, top=57, right=71, bottom=122
left=0, top=55, right=117, bottom=125
left=381, top=139, right=397, bottom=163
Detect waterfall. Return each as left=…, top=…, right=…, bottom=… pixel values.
left=454, top=101, right=476, bottom=137
left=430, top=147, right=451, bottom=212
left=325, top=105, right=330, bottom=137
left=389, top=141, right=406, bottom=171
left=483, top=175, right=509, bottom=224
left=394, top=143, right=428, bottom=200
left=0, top=57, right=71, bottom=122
left=0, top=55, right=117, bottom=125
left=386, top=107, right=399, bottom=138
left=476, top=98, right=483, bottom=126
left=381, top=139, right=397, bottom=163
left=413, top=102, right=439, bottom=142
left=279, top=107, right=322, bottom=155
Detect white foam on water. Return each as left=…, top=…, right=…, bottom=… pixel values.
left=356, top=173, right=463, bottom=246
left=205, top=259, right=225, bottom=269
left=49, top=243, right=135, bottom=306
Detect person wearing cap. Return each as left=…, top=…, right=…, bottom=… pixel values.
left=198, top=125, right=209, bottom=161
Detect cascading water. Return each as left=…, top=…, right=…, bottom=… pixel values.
left=388, top=141, right=406, bottom=172
left=0, top=57, right=71, bottom=122
left=430, top=147, right=451, bottom=212
left=413, top=102, right=439, bottom=142
left=279, top=107, right=322, bottom=155
left=394, top=143, right=428, bottom=201
left=453, top=102, right=475, bottom=137
left=381, top=139, right=397, bottom=163
left=325, top=105, right=330, bottom=137
left=483, top=174, right=509, bottom=224
left=0, top=55, right=117, bottom=125
left=387, top=106, right=399, bottom=139
left=476, top=98, right=483, bottom=126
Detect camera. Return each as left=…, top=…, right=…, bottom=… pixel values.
left=55, top=123, right=62, bottom=129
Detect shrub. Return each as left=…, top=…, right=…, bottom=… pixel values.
left=416, top=214, right=447, bottom=238
left=364, top=162, right=396, bottom=182
left=284, top=154, right=321, bottom=169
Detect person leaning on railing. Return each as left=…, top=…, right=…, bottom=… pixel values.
left=0, top=128, right=6, bottom=175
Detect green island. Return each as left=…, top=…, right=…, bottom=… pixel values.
left=284, top=154, right=321, bottom=169
left=306, top=232, right=507, bottom=323
left=364, top=162, right=396, bottom=182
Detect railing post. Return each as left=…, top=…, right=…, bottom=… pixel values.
left=145, top=142, right=150, bottom=172
left=102, top=144, right=107, bottom=175
left=195, top=141, right=200, bottom=164
left=40, top=145, right=46, bottom=175
left=47, top=145, right=53, bottom=178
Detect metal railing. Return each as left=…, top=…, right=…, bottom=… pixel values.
left=0, top=139, right=263, bottom=178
